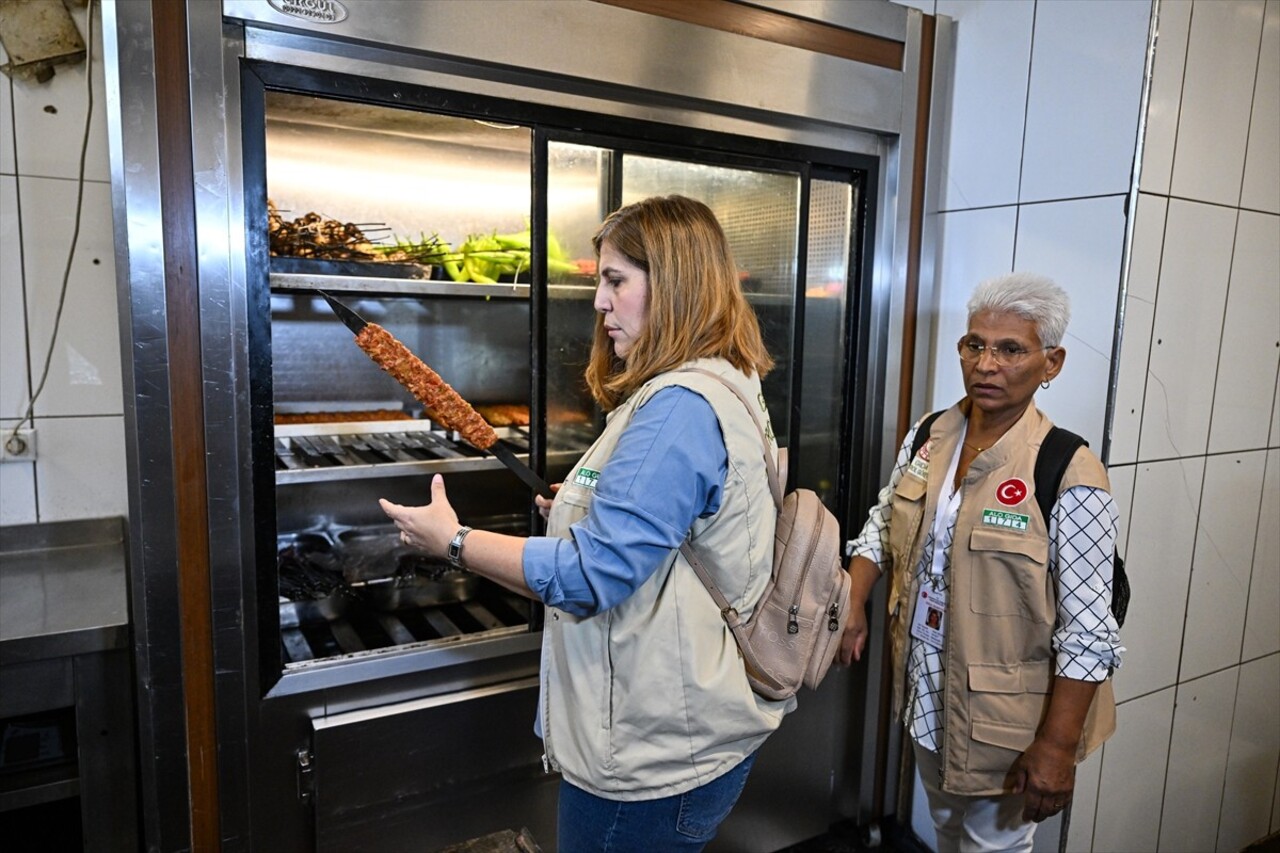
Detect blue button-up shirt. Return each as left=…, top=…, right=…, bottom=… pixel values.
left=523, top=386, right=728, bottom=617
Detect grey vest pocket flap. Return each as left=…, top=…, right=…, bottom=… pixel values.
left=970, top=718, right=1036, bottom=753
left=968, top=527, right=1048, bottom=563
left=894, top=473, right=927, bottom=500
left=968, top=663, right=1021, bottom=693
left=968, top=661, right=1052, bottom=694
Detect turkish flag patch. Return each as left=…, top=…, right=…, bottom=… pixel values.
left=996, top=478, right=1029, bottom=506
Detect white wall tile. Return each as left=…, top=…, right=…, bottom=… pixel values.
left=0, top=420, right=36, bottom=525
left=1108, top=463, right=1136, bottom=558
left=0, top=176, right=28, bottom=420
left=33, top=415, right=127, bottom=522
left=1243, top=449, right=1280, bottom=659
left=8, top=1, right=110, bottom=184
left=1182, top=452, right=1267, bottom=680
left=1218, top=653, right=1280, bottom=853
left=1138, top=200, right=1235, bottom=461
left=1013, top=197, right=1128, bottom=449
left=1210, top=211, right=1280, bottom=453
left=1160, top=668, right=1239, bottom=852
left=1094, top=688, right=1175, bottom=853
left=1124, top=192, right=1166, bottom=308
left=934, top=0, right=1033, bottom=211
left=1111, top=295, right=1156, bottom=467
left=0, top=70, right=14, bottom=176
left=1019, top=0, right=1150, bottom=203
left=1065, top=748, right=1103, bottom=852
left=927, top=205, right=1018, bottom=411
left=1170, top=0, right=1267, bottom=206
left=1111, top=194, right=1167, bottom=465
left=1241, top=0, right=1280, bottom=213
left=1140, top=0, right=1193, bottom=195
left=1115, top=457, right=1204, bottom=702
left=1273, top=365, right=1280, bottom=446
left=1273, top=747, right=1280, bottom=834
left=19, top=177, right=121, bottom=418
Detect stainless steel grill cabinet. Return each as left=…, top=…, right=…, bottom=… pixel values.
left=103, top=1, right=947, bottom=849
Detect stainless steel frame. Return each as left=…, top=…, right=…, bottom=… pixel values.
left=105, top=1, right=943, bottom=848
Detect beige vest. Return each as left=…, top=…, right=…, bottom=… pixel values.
left=540, top=358, right=791, bottom=800
left=887, top=402, right=1117, bottom=795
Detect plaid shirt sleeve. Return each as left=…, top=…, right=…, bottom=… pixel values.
left=1050, top=485, right=1125, bottom=681
left=845, top=425, right=918, bottom=572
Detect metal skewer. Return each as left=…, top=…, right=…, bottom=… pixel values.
left=317, top=291, right=555, bottom=499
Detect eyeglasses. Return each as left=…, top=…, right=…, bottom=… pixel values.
left=957, top=337, right=1053, bottom=367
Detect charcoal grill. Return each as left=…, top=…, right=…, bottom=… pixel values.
left=277, top=524, right=533, bottom=666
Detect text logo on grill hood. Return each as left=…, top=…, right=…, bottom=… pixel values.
left=268, top=0, right=349, bottom=24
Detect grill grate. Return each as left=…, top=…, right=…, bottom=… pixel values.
left=281, top=588, right=532, bottom=665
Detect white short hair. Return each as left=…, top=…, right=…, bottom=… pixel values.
left=966, top=272, right=1070, bottom=347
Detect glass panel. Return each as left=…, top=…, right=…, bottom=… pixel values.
left=621, top=156, right=800, bottom=442
left=799, top=179, right=855, bottom=508
left=262, top=93, right=539, bottom=669
left=269, top=292, right=530, bottom=423
left=546, top=142, right=610, bottom=481
left=265, top=93, right=533, bottom=283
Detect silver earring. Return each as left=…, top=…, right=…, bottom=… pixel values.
left=1041, top=380, right=1051, bottom=390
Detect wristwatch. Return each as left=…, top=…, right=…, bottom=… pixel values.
left=447, top=525, right=473, bottom=569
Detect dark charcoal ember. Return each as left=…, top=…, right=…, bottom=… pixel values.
left=396, top=553, right=466, bottom=582
left=278, top=545, right=344, bottom=601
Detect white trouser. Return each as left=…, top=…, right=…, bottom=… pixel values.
left=914, top=742, right=1037, bottom=853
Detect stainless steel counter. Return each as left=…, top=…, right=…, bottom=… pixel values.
left=0, top=517, right=129, bottom=665
left=0, top=515, right=138, bottom=850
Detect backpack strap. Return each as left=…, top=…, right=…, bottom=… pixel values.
left=675, top=367, right=783, bottom=510
left=672, top=368, right=785, bottom=687
left=1034, top=426, right=1087, bottom=524
left=1034, top=426, right=1128, bottom=628
left=909, top=410, right=945, bottom=460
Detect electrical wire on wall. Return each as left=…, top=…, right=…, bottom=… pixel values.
left=4, top=0, right=96, bottom=458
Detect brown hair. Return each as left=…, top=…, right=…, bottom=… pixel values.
left=585, top=195, right=774, bottom=410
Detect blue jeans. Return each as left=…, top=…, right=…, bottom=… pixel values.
left=556, top=752, right=757, bottom=852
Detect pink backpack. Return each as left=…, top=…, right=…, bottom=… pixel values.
left=678, top=370, right=851, bottom=701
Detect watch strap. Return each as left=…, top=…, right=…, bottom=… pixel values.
left=447, top=525, right=473, bottom=568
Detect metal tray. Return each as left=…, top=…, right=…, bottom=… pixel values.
left=269, top=255, right=433, bottom=280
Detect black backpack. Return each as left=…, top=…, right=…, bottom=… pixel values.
left=910, top=412, right=1129, bottom=627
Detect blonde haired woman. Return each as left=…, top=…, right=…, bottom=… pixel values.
left=382, top=195, right=789, bottom=851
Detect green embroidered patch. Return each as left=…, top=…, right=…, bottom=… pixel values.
left=981, top=509, right=1029, bottom=531
left=573, top=467, right=600, bottom=489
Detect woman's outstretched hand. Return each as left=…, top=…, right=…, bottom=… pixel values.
left=380, top=474, right=459, bottom=557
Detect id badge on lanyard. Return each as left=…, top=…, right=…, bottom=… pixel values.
left=910, top=441, right=963, bottom=652
left=911, top=586, right=947, bottom=650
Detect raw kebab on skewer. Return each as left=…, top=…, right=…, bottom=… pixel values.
left=353, top=323, right=498, bottom=451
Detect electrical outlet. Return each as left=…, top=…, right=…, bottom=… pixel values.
left=1, top=429, right=37, bottom=462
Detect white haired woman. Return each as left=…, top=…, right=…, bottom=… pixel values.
left=839, top=272, right=1124, bottom=852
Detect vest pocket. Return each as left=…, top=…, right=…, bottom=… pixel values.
left=888, top=474, right=927, bottom=566
left=966, top=528, right=1051, bottom=622
left=966, top=661, right=1051, bottom=776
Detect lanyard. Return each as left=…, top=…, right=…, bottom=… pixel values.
left=927, top=439, right=964, bottom=589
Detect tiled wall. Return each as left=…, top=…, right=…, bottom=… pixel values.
left=1107, top=2, right=1280, bottom=851
left=0, top=1, right=127, bottom=526
left=897, top=0, right=1280, bottom=851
